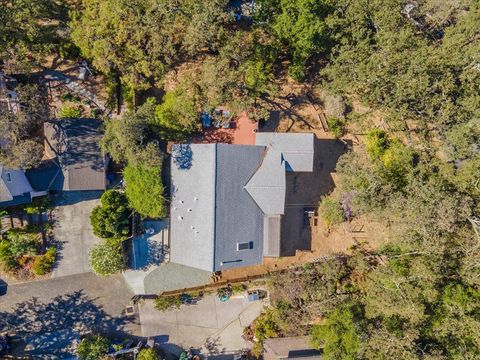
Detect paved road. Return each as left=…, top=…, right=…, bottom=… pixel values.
left=139, top=294, right=264, bottom=354
left=51, top=191, right=103, bottom=277
left=0, top=273, right=139, bottom=359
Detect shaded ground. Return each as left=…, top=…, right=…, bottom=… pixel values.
left=0, top=273, right=140, bottom=359
left=51, top=191, right=103, bottom=278
left=139, top=293, right=264, bottom=354
left=281, top=138, right=351, bottom=256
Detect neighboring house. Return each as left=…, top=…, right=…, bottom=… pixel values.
left=0, top=165, right=46, bottom=207
left=169, top=132, right=314, bottom=272
left=41, top=118, right=108, bottom=191
left=263, top=336, right=322, bottom=360
left=0, top=118, right=108, bottom=208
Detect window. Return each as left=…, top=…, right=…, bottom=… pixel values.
left=237, top=242, right=253, bottom=251
left=5, top=172, right=11, bottom=182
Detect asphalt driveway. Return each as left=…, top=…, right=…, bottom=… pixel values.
left=51, top=191, right=103, bottom=278
left=139, top=294, right=265, bottom=354
left=0, top=273, right=139, bottom=359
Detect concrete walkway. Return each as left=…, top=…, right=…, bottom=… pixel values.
left=139, top=293, right=264, bottom=353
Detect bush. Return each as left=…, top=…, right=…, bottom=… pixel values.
left=32, top=247, right=57, bottom=276
left=59, top=42, right=80, bottom=60
left=24, top=196, right=51, bottom=215
left=137, top=348, right=162, bottom=360
left=89, top=240, right=125, bottom=276
left=319, top=196, right=344, bottom=227
left=326, top=117, right=345, bottom=138
left=90, top=190, right=130, bottom=239
left=254, top=309, right=281, bottom=341
left=365, top=129, right=388, bottom=158
left=58, top=103, right=83, bottom=118
left=0, top=240, right=18, bottom=271
left=154, top=295, right=182, bottom=312
left=76, top=334, right=110, bottom=360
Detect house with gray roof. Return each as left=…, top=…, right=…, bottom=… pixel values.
left=263, top=336, right=322, bottom=360
left=169, top=132, right=314, bottom=272
left=1, top=118, right=108, bottom=208
left=42, top=118, right=108, bottom=191
left=0, top=165, right=47, bottom=207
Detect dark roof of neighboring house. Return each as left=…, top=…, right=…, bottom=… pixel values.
left=263, top=336, right=322, bottom=360
left=44, top=118, right=106, bottom=191
left=25, top=159, right=63, bottom=192
left=0, top=193, right=32, bottom=208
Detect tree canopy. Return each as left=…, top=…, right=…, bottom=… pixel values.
left=124, top=163, right=167, bottom=219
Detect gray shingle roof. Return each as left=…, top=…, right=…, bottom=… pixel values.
left=263, top=336, right=321, bottom=360
left=214, top=144, right=265, bottom=271
left=170, top=144, right=217, bottom=272
left=44, top=119, right=106, bottom=191
left=170, top=133, right=315, bottom=272
left=0, top=165, right=33, bottom=203
left=245, top=148, right=286, bottom=215
left=170, top=143, right=266, bottom=272
left=0, top=165, right=12, bottom=202
left=255, top=133, right=314, bottom=172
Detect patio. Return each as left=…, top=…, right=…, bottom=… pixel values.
left=194, top=112, right=257, bottom=145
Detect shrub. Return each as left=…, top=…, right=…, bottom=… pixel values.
left=32, top=247, right=57, bottom=276
left=59, top=42, right=80, bottom=60
left=89, top=240, right=125, bottom=276
left=90, top=190, right=130, bottom=239
left=253, top=309, right=281, bottom=341
left=154, top=295, right=182, bottom=312
left=58, top=103, right=83, bottom=118
left=319, top=196, right=344, bottom=227
left=0, top=240, right=17, bottom=271
left=76, top=334, right=110, bottom=360
left=326, top=117, right=345, bottom=138
left=24, top=196, right=51, bottom=214
left=365, top=129, right=388, bottom=158
left=137, top=348, right=162, bottom=360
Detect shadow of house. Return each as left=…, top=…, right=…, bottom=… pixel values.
left=281, top=138, right=351, bottom=256
left=0, top=290, right=135, bottom=358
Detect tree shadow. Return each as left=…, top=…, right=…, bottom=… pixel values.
left=0, top=290, right=135, bottom=358
left=204, top=336, right=226, bottom=355
left=0, top=278, right=7, bottom=296
left=172, top=144, right=193, bottom=170
left=281, top=138, right=352, bottom=256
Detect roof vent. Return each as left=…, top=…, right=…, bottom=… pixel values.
left=187, top=208, right=192, bottom=212
left=178, top=216, right=183, bottom=220
left=179, top=200, right=184, bottom=204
